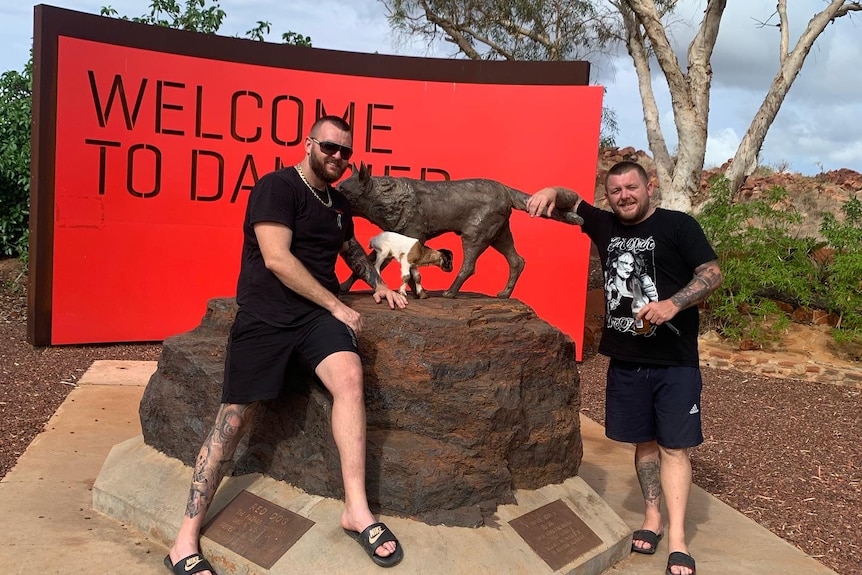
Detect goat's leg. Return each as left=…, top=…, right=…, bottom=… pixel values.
left=490, top=224, right=525, bottom=299
left=409, top=268, right=427, bottom=299
left=397, top=276, right=410, bottom=297
left=396, top=259, right=414, bottom=297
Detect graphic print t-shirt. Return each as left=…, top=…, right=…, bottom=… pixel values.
left=577, top=203, right=717, bottom=366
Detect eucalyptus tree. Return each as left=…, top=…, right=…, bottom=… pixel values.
left=383, top=0, right=862, bottom=212
left=384, top=0, right=624, bottom=146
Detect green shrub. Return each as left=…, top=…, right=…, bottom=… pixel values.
left=0, top=61, right=32, bottom=260
left=697, top=176, right=824, bottom=347
left=819, top=196, right=862, bottom=340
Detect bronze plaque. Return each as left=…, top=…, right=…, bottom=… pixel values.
left=509, top=499, right=603, bottom=571
left=202, top=490, right=314, bottom=569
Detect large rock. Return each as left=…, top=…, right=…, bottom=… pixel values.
left=140, top=293, right=582, bottom=526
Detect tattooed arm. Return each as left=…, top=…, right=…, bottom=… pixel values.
left=254, top=222, right=381, bottom=331
left=527, top=186, right=583, bottom=218
left=341, top=237, right=407, bottom=309
left=341, top=237, right=385, bottom=289
left=635, top=260, right=723, bottom=326
left=670, top=260, right=723, bottom=311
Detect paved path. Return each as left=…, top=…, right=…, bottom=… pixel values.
left=0, top=360, right=839, bottom=574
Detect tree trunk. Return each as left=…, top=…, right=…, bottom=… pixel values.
left=623, top=0, right=726, bottom=212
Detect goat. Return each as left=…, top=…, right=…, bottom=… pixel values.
left=369, top=231, right=454, bottom=299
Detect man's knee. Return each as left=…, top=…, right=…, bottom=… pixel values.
left=658, top=445, right=690, bottom=460
left=317, top=353, right=364, bottom=399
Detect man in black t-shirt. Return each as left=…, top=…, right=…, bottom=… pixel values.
left=528, top=162, right=722, bottom=575
left=164, top=116, right=406, bottom=574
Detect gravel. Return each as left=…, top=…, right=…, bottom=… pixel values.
left=1, top=258, right=859, bottom=575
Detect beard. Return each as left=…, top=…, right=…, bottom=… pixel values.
left=611, top=200, right=650, bottom=224
left=309, top=152, right=347, bottom=184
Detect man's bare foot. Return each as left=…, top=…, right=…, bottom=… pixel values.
left=666, top=550, right=695, bottom=575
left=631, top=528, right=663, bottom=554
left=342, top=511, right=397, bottom=558
left=632, top=516, right=663, bottom=553
left=166, top=545, right=215, bottom=575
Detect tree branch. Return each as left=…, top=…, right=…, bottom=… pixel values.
left=419, top=0, right=483, bottom=59
left=726, top=0, right=862, bottom=192
left=778, top=0, right=789, bottom=66
left=455, top=23, right=517, bottom=59
left=687, top=0, right=727, bottom=119
left=612, top=0, right=673, bottom=179
left=624, top=0, right=693, bottom=114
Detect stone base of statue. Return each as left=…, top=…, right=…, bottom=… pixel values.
left=139, top=294, right=583, bottom=527
left=93, top=294, right=631, bottom=574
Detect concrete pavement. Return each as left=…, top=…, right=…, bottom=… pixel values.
left=0, top=360, right=838, bottom=574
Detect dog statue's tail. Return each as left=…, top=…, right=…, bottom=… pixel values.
left=508, top=188, right=584, bottom=226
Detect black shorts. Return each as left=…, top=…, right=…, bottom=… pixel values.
left=221, top=309, right=359, bottom=404
left=605, top=359, right=704, bottom=449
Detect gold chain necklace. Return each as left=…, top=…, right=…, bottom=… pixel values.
left=295, top=164, right=332, bottom=207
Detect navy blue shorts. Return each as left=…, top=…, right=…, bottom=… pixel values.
left=605, top=359, right=704, bottom=449
left=221, top=309, right=359, bottom=404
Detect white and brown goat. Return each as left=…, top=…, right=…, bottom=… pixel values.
left=368, top=231, right=454, bottom=299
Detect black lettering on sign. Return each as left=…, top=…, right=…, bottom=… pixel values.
left=231, top=91, right=264, bottom=143
left=366, top=103, right=394, bottom=154
left=231, top=154, right=259, bottom=203
left=88, top=71, right=147, bottom=130
left=271, top=95, right=303, bottom=146
left=155, top=80, right=186, bottom=136
left=127, top=143, right=161, bottom=198
left=195, top=85, right=224, bottom=140
left=191, top=149, right=225, bottom=201
left=421, top=167, right=450, bottom=181
left=316, top=100, right=355, bottom=131
left=84, top=138, right=122, bottom=195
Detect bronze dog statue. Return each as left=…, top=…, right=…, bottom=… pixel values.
left=339, top=162, right=583, bottom=298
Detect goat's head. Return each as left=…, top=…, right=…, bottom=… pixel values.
left=439, top=249, right=454, bottom=272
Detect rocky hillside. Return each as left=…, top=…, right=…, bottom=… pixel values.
left=595, top=147, right=862, bottom=239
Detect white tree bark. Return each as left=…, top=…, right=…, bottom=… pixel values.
left=725, top=0, right=862, bottom=193
left=613, top=1, right=674, bottom=194
left=383, top=0, right=862, bottom=211
left=623, top=0, right=726, bottom=212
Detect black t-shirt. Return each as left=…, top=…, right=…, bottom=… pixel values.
left=235, top=167, right=355, bottom=327
left=577, top=202, right=717, bottom=366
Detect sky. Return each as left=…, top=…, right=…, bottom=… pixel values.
left=2, top=0, right=861, bottom=175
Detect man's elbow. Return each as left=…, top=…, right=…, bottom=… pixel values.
left=262, top=252, right=291, bottom=275
left=708, top=264, right=723, bottom=292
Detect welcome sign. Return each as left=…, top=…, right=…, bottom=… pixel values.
left=30, top=5, right=602, bottom=358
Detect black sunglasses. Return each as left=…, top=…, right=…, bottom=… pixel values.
left=310, top=137, right=353, bottom=161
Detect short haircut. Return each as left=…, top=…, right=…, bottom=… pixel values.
left=604, top=161, right=649, bottom=187
left=310, top=115, right=351, bottom=137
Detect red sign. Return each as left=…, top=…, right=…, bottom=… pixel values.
left=32, top=6, right=601, bottom=359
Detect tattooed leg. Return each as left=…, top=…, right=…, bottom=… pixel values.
left=634, top=441, right=664, bottom=552
left=168, top=403, right=257, bottom=573
left=186, top=403, right=254, bottom=518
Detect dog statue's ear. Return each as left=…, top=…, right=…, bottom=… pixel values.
left=359, top=161, right=370, bottom=181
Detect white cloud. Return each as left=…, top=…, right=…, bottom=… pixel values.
left=704, top=128, right=741, bottom=169
left=3, top=0, right=862, bottom=176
